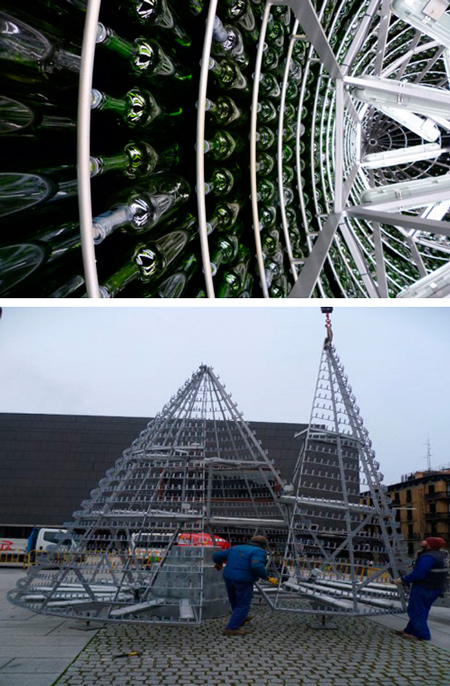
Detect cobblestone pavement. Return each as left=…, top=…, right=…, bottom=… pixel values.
left=53, top=603, right=450, bottom=686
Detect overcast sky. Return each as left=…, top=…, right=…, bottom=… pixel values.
left=1, top=304, right=449, bottom=486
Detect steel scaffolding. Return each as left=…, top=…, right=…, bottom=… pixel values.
left=263, top=308, right=410, bottom=615
left=8, top=313, right=410, bottom=623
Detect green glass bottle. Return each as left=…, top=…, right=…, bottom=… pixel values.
left=257, top=178, right=275, bottom=204
left=257, top=99, right=277, bottom=124
left=96, top=25, right=192, bottom=87
left=272, top=5, right=291, bottom=27
left=264, top=250, right=284, bottom=287
left=209, top=234, right=239, bottom=275
left=239, top=271, right=253, bottom=297
left=283, top=123, right=296, bottom=143
left=216, top=260, right=248, bottom=297
left=285, top=81, right=299, bottom=104
left=203, top=95, right=248, bottom=128
left=50, top=274, right=85, bottom=299
left=256, top=151, right=275, bottom=175
left=255, top=126, right=275, bottom=150
left=0, top=94, right=76, bottom=136
left=285, top=206, right=298, bottom=229
left=206, top=199, right=242, bottom=234
left=203, top=129, right=244, bottom=161
left=0, top=10, right=80, bottom=88
left=262, top=43, right=280, bottom=71
left=225, top=0, right=259, bottom=42
left=287, top=59, right=303, bottom=83
left=212, top=16, right=249, bottom=69
left=269, top=274, right=289, bottom=298
left=92, top=174, right=190, bottom=244
left=117, top=0, right=191, bottom=48
left=261, top=228, right=280, bottom=256
left=265, top=16, right=284, bottom=50
left=203, top=165, right=241, bottom=196
left=153, top=251, right=199, bottom=298
left=100, top=215, right=197, bottom=298
left=208, top=58, right=250, bottom=96
left=90, top=141, right=180, bottom=180
left=259, top=204, right=277, bottom=230
left=258, top=73, right=280, bottom=99
left=0, top=168, right=77, bottom=219
left=91, top=87, right=183, bottom=130
left=282, top=143, right=294, bottom=164
left=188, top=0, right=205, bottom=16
left=292, top=38, right=307, bottom=61
left=282, top=165, right=295, bottom=185
left=0, top=219, right=83, bottom=296
left=216, top=242, right=251, bottom=297
left=0, top=243, right=47, bottom=296
left=281, top=102, right=296, bottom=124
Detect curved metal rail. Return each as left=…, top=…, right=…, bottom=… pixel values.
left=77, top=0, right=102, bottom=299
left=196, top=0, right=218, bottom=299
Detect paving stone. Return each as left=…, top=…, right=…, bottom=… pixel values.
left=43, top=606, right=450, bottom=686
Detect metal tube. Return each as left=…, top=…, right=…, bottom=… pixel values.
left=77, top=0, right=102, bottom=298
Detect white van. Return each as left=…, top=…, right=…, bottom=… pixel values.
left=28, top=527, right=79, bottom=563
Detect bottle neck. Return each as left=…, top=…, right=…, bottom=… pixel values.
left=96, top=23, right=135, bottom=61
left=91, top=89, right=128, bottom=119
left=93, top=206, right=134, bottom=244
left=213, top=16, right=229, bottom=43
left=90, top=151, right=130, bottom=177
left=100, top=260, right=141, bottom=298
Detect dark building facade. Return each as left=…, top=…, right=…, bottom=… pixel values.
left=0, top=412, right=307, bottom=536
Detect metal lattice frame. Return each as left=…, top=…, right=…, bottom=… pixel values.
left=8, top=365, right=290, bottom=626
left=262, top=310, right=410, bottom=615
left=9, top=318, right=411, bottom=623
left=258, top=0, right=450, bottom=298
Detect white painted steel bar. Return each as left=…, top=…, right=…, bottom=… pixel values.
left=278, top=29, right=300, bottom=282
left=397, top=260, right=450, bottom=296
left=374, top=0, right=393, bottom=75
left=288, top=213, right=342, bottom=297
left=271, top=0, right=343, bottom=79
left=250, top=2, right=271, bottom=298
left=196, top=0, right=218, bottom=299
left=77, top=0, right=101, bottom=298
left=347, top=206, right=450, bottom=237
left=334, top=80, right=344, bottom=213
left=341, top=0, right=383, bottom=77
left=347, top=74, right=450, bottom=111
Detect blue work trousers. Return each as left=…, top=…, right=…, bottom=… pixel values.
left=224, top=578, right=254, bottom=629
left=404, top=586, right=442, bottom=640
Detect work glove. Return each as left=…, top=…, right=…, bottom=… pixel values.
left=393, top=578, right=404, bottom=585
left=267, top=576, right=279, bottom=586
left=214, top=562, right=223, bottom=571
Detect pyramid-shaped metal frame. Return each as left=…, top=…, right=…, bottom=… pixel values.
left=261, top=310, right=409, bottom=616
left=8, top=365, right=289, bottom=625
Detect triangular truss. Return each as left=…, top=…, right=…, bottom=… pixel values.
left=263, top=308, right=409, bottom=615
left=8, top=365, right=289, bottom=625
left=9, top=322, right=410, bottom=623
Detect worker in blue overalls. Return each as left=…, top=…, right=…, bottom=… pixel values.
left=395, top=537, right=448, bottom=641
left=213, top=535, right=272, bottom=636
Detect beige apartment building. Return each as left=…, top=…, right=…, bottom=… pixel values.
left=387, top=470, right=450, bottom=558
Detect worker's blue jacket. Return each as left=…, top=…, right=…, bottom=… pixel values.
left=213, top=543, right=268, bottom=583
left=401, top=551, right=448, bottom=592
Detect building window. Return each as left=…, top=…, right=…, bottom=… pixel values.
left=408, top=524, right=414, bottom=538
left=406, top=509, right=413, bottom=521
left=429, top=503, right=436, bottom=514
left=406, top=489, right=412, bottom=503
left=428, top=484, right=435, bottom=496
